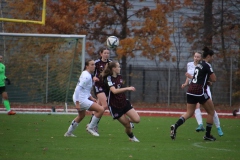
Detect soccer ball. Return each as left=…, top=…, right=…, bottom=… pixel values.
left=106, top=36, right=119, bottom=49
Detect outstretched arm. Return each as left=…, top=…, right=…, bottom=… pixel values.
left=110, top=86, right=135, bottom=94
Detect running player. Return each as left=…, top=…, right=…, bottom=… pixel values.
left=181, top=52, right=223, bottom=136
left=0, top=55, right=16, bottom=115
left=64, top=59, right=104, bottom=137
left=102, top=61, right=140, bottom=142
left=87, top=47, right=111, bottom=132
left=171, top=47, right=217, bottom=141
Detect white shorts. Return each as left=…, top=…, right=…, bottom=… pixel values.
left=73, top=96, right=93, bottom=111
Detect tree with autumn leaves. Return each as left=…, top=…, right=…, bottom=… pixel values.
left=86, top=1, right=175, bottom=79
left=2, top=0, right=176, bottom=80
left=182, top=0, right=240, bottom=102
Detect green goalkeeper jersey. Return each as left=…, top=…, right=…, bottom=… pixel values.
left=0, top=63, right=7, bottom=87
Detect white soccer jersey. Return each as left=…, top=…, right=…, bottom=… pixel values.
left=73, top=70, right=92, bottom=102
left=187, top=61, right=196, bottom=84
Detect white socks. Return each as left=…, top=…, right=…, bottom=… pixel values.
left=67, top=120, right=79, bottom=134
left=195, top=108, right=203, bottom=125
left=195, top=109, right=221, bottom=128
left=213, top=110, right=220, bottom=128
left=88, top=115, right=99, bottom=128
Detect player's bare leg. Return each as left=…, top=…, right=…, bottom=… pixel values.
left=118, top=114, right=140, bottom=142
left=88, top=93, right=107, bottom=132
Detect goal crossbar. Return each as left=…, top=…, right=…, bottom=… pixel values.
left=0, top=0, right=47, bottom=25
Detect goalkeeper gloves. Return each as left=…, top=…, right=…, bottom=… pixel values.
left=5, top=78, right=11, bottom=85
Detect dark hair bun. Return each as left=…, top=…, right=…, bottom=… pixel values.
left=202, top=46, right=214, bottom=58
left=202, top=46, right=210, bottom=52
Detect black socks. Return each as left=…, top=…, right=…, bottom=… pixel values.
left=175, top=117, right=185, bottom=130
left=127, top=132, right=134, bottom=138
left=206, top=123, right=213, bottom=137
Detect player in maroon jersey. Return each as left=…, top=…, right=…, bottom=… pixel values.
left=87, top=47, right=111, bottom=132
left=171, top=47, right=217, bottom=141
left=102, top=61, right=140, bottom=142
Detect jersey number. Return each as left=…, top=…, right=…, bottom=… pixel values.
left=192, top=69, right=199, bottom=83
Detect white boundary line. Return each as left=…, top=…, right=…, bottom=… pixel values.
left=0, top=108, right=235, bottom=116
left=192, top=142, right=232, bottom=152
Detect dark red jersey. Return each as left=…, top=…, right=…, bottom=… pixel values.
left=187, top=60, right=214, bottom=96
left=94, top=58, right=111, bottom=87
left=104, top=75, right=127, bottom=109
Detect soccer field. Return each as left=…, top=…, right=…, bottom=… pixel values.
left=0, top=114, right=239, bottom=160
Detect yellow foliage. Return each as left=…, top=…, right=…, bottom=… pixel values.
left=116, top=38, right=136, bottom=58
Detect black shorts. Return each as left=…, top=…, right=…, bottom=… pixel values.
left=108, top=99, right=133, bottom=119
left=187, top=92, right=210, bottom=104
left=0, top=86, right=6, bottom=94
left=93, top=84, right=105, bottom=95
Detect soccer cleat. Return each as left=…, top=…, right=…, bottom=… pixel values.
left=203, top=135, right=216, bottom=141
left=64, top=132, right=77, bottom=137
left=7, top=110, right=16, bottom=115
left=94, top=125, right=99, bottom=133
left=130, top=122, right=134, bottom=129
left=129, top=136, right=140, bottom=142
left=196, top=124, right=205, bottom=132
left=86, top=124, right=98, bottom=133
left=170, top=125, right=176, bottom=140
left=217, top=127, right=224, bottom=136
left=86, top=127, right=99, bottom=137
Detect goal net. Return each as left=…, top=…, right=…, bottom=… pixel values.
left=0, top=33, right=86, bottom=114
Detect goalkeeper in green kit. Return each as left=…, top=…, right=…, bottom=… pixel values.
left=0, top=55, right=16, bottom=115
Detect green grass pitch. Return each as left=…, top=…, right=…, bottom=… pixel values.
left=0, top=114, right=239, bottom=160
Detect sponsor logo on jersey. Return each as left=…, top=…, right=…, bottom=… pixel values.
left=114, top=113, right=119, bottom=118
left=117, top=84, right=121, bottom=89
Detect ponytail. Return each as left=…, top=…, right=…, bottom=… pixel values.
left=101, top=61, right=117, bottom=80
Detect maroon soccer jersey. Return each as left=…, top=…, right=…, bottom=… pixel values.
left=104, top=75, right=127, bottom=109
left=94, top=58, right=111, bottom=87
left=187, top=60, right=214, bottom=96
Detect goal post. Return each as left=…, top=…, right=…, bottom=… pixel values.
left=0, top=32, right=86, bottom=114
left=0, top=0, right=46, bottom=25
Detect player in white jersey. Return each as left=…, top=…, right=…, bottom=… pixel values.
left=64, top=60, right=104, bottom=137
left=181, top=52, right=223, bottom=136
